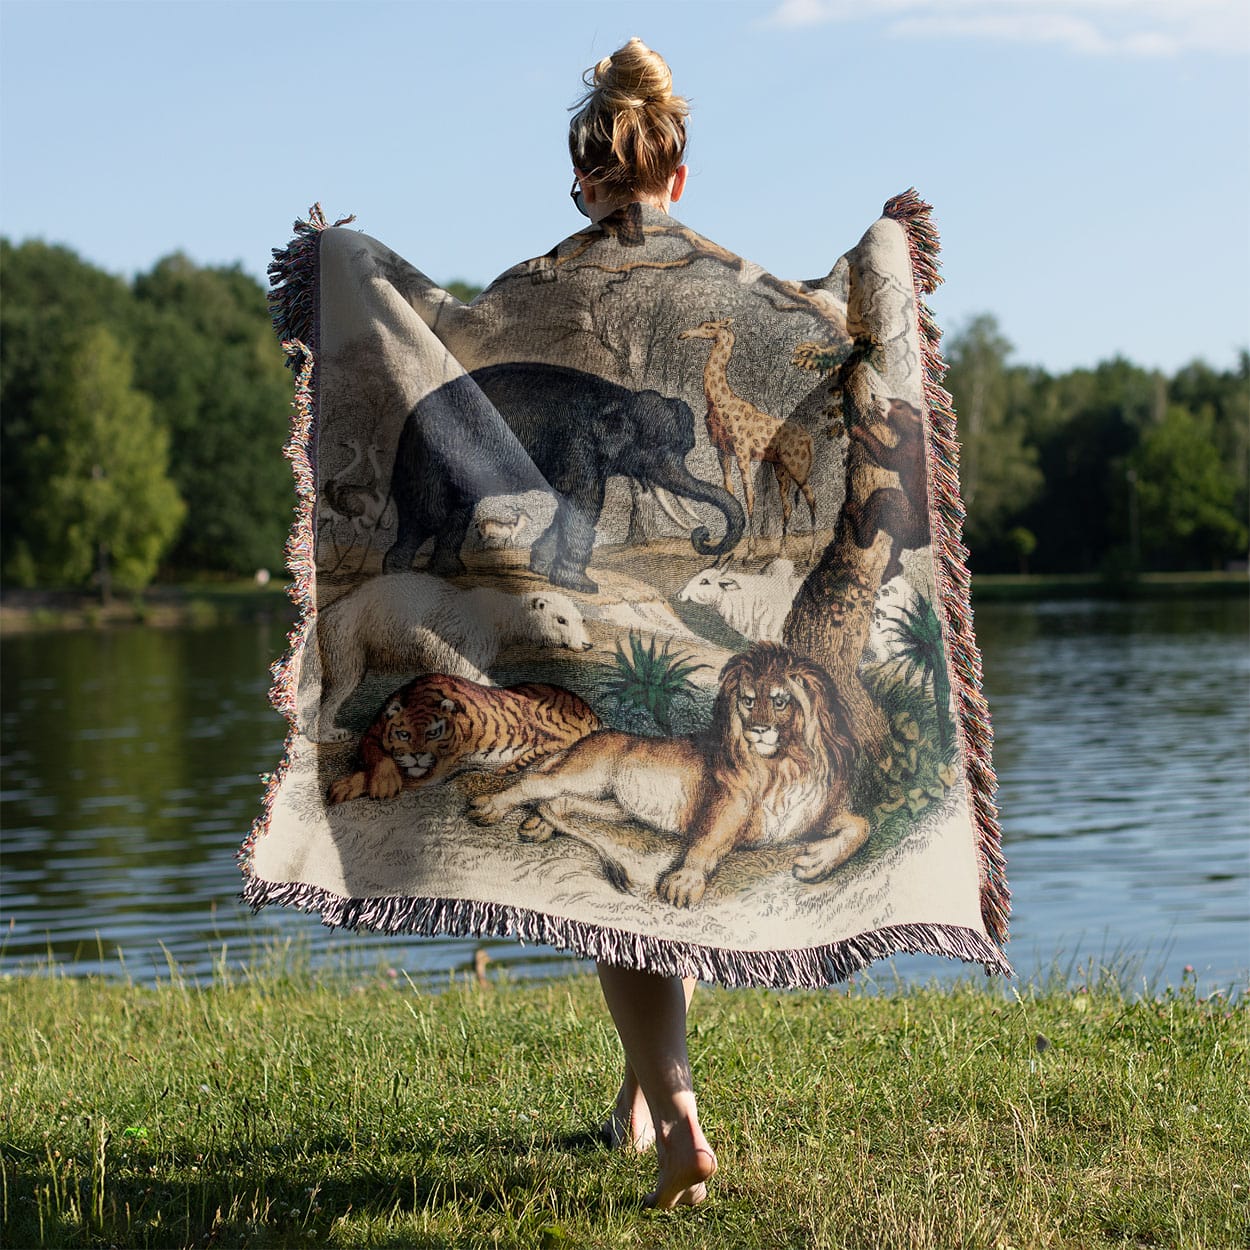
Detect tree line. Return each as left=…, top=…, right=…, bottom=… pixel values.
left=1, top=238, right=1245, bottom=593
left=945, top=315, right=1247, bottom=575
left=2, top=240, right=295, bottom=594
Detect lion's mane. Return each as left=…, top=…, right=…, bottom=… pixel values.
left=709, top=642, right=856, bottom=810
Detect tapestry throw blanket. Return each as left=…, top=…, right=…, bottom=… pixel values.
left=240, top=191, right=1011, bottom=987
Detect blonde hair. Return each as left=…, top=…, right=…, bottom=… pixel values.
left=568, top=38, right=688, bottom=198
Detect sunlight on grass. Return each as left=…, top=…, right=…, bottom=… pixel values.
left=1, top=960, right=1245, bottom=1249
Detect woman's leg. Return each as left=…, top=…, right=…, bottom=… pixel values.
left=596, top=963, right=717, bottom=1208
left=603, top=976, right=696, bottom=1151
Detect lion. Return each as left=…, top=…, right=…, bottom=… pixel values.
left=469, top=642, right=869, bottom=907
left=328, top=674, right=601, bottom=804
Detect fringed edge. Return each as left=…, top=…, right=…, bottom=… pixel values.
left=883, top=188, right=1011, bottom=949
left=266, top=204, right=355, bottom=367
left=237, top=340, right=318, bottom=876
left=242, top=205, right=353, bottom=877
left=241, top=874, right=1014, bottom=988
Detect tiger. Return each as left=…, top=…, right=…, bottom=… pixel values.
left=327, top=673, right=601, bottom=804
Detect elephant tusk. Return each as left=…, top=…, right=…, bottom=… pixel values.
left=652, top=486, right=696, bottom=531
left=652, top=486, right=704, bottom=530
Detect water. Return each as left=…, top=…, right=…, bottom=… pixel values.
left=2, top=597, right=1246, bottom=992
left=967, top=595, right=1249, bottom=994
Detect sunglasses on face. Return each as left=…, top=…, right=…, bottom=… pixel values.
left=570, top=177, right=589, bottom=218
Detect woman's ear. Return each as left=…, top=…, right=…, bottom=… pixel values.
left=669, top=164, right=688, bottom=203
left=575, top=168, right=599, bottom=206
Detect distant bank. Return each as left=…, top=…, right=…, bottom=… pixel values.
left=0, top=570, right=1245, bottom=634
left=0, top=581, right=294, bottom=634
left=967, top=569, right=1248, bottom=601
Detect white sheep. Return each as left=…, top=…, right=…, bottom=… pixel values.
left=676, top=558, right=803, bottom=642
left=306, top=572, right=592, bottom=741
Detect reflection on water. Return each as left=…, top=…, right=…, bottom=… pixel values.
left=2, top=597, right=1246, bottom=990
left=966, top=596, right=1249, bottom=991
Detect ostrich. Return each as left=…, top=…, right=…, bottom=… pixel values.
left=316, top=440, right=361, bottom=566
left=320, top=440, right=393, bottom=574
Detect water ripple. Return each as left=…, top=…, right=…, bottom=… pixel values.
left=2, top=600, right=1246, bottom=991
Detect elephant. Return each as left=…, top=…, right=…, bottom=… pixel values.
left=383, top=362, right=746, bottom=594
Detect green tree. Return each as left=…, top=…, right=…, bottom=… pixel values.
left=1022, top=357, right=1162, bottom=573
left=131, top=256, right=294, bottom=574
left=1129, top=405, right=1246, bottom=570
left=1006, top=526, right=1037, bottom=574
left=1169, top=353, right=1250, bottom=538
left=1, top=239, right=140, bottom=580
left=444, top=280, right=483, bottom=303
left=943, top=315, right=1042, bottom=562
left=20, top=327, right=185, bottom=595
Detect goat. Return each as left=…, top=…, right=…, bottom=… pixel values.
left=676, top=557, right=803, bottom=642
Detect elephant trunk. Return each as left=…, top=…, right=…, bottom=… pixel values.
left=648, top=456, right=746, bottom=557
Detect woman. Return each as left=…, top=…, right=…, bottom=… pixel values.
left=567, top=37, right=717, bottom=1211
left=256, top=29, right=1010, bottom=1224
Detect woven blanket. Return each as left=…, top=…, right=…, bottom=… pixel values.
left=240, top=192, right=1011, bottom=987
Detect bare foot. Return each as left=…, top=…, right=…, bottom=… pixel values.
left=602, top=1079, right=655, bottom=1152
left=645, top=1118, right=717, bottom=1210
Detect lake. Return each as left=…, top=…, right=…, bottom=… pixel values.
left=2, top=596, right=1246, bottom=993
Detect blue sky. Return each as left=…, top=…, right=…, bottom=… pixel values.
left=2, top=0, right=1246, bottom=374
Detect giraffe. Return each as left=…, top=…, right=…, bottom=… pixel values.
left=678, top=317, right=817, bottom=559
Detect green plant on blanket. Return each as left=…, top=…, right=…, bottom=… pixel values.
left=596, top=632, right=708, bottom=736
left=873, top=592, right=953, bottom=747
left=872, top=708, right=959, bottom=821
left=858, top=648, right=959, bottom=830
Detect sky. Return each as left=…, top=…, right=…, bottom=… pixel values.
left=1, top=0, right=1247, bottom=376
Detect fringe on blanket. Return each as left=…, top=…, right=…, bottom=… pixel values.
left=236, top=340, right=316, bottom=878
left=240, top=873, right=1012, bottom=986
left=239, top=205, right=354, bottom=877
left=239, top=198, right=1012, bottom=986
left=884, top=189, right=1010, bottom=948
left=266, top=203, right=355, bottom=356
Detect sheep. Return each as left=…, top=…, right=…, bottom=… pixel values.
left=305, top=572, right=592, bottom=741
left=676, top=558, right=804, bottom=642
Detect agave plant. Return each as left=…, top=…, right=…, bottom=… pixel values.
left=597, top=632, right=709, bottom=736
left=874, top=593, right=954, bottom=747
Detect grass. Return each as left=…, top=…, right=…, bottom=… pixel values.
left=2, top=962, right=1245, bottom=1250
left=969, top=571, right=1247, bottom=602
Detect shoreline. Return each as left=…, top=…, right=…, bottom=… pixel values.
left=0, top=582, right=295, bottom=634
left=2, top=952, right=1245, bottom=1000
left=1, top=569, right=1244, bottom=635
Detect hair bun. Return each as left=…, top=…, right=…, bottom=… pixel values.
left=594, top=36, right=673, bottom=109
left=569, top=38, right=689, bottom=197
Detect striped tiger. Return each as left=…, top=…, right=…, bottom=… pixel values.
left=327, top=673, right=601, bottom=804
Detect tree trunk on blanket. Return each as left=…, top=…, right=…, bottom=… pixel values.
left=783, top=355, right=895, bottom=761
left=625, top=478, right=650, bottom=547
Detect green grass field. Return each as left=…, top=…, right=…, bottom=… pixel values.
left=2, top=962, right=1246, bottom=1249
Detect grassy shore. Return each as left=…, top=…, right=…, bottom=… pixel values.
left=2, top=966, right=1245, bottom=1249
left=1, top=569, right=1245, bottom=633
left=967, top=570, right=1248, bottom=602
left=0, top=582, right=294, bottom=634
